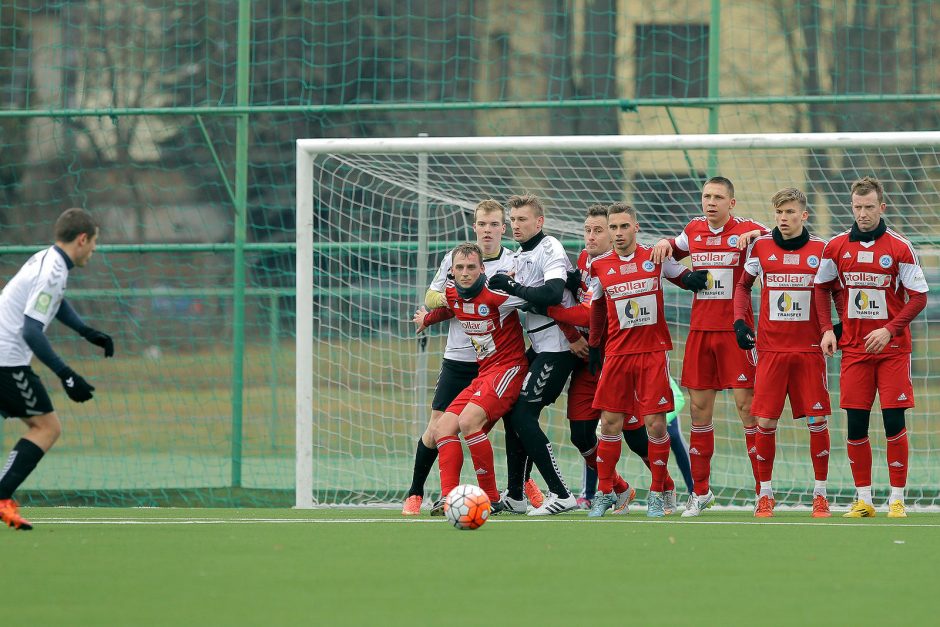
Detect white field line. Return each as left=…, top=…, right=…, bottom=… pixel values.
left=25, top=516, right=940, bottom=528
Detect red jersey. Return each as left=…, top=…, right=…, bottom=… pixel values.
left=424, top=281, right=528, bottom=375
left=588, top=245, right=686, bottom=355
left=545, top=248, right=592, bottom=330
left=735, top=233, right=827, bottom=353
left=814, top=227, right=929, bottom=355
left=671, top=215, right=769, bottom=331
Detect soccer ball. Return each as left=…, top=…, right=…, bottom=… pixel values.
left=443, top=484, right=491, bottom=530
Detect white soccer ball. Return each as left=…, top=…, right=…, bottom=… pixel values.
left=443, top=484, right=491, bottom=530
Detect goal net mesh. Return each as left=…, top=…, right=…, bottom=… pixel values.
left=309, top=143, right=940, bottom=508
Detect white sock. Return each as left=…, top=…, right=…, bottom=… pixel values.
left=857, top=486, right=873, bottom=504
left=759, top=481, right=773, bottom=498
left=813, top=480, right=827, bottom=498
left=890, top=486, right=904, bottom=503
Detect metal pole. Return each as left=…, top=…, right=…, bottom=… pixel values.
left=295, top=146, right=315, bottom=509
left=230, top=0, right=251, bottom=487
left=415, top=134, right=430, bottom=438
left=269, top=291, right=279, bottom=450
left=707, top=0, right=721, bottom=177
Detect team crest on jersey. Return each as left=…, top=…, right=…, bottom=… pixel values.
left=642, top=260, right=655, bottom=272
left=879, top=254, right=892, bottom=268
left=478, top=304, right=490, bottom=316
left=727, top=235, right=740, bottom=247
left=807, top=255, right=819, bottom=268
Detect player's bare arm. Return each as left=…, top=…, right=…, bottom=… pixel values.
left=650, top=238, right=673, bottom=264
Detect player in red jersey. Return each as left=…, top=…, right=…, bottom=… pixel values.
left=413, top=243, right=529, bottom=508
left=651, top=176, right=768, bottom=516
left=587, top=204, right=707, bottom=517
left=814, top=177, right=928, bottom=519
left=525, top=204, right=650, bottom=514
left=733, top=188, right=836, bottom=518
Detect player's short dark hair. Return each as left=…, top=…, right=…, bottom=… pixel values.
left=851, top=176, right=885, bottom=204
left=474, top=199, right=505, bottom=221
left=704, top=176, right=735, bottom=198
left=451, top=242, right=483, bottom=265
left=771, top=188, right=807, bottom=209
left=586, top=204, right=608, bottom=219
left=506, top=193, right=544, bottom=217
left=607, top=202, right=637, bottom=220
left=54, top=208, right=98, bottom=243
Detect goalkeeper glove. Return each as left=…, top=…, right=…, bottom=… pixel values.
left=518, top=301, right=547, bottom=316
left=832, top=322, right=843, bottom=341
left=565, top=269, right=582, bottom=296
left=487, top=273, right=518, bottom=294
left=82, top=327, right=114, bottom=358
left=588, top=346, right=603, bottom=376
left=59, top=367, right=95, bottom=403
left=681, top=270, right=709, bottom=292
left=733, top=319, right=756, bottom=350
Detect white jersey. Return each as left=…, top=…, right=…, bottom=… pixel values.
left=428, top=247, right=515, bottom=362
left=0, top=246, right=71, bottom=367
left=513, top=234, right=576, bottom=353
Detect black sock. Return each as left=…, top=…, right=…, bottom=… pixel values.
left=0, top=439, right=45, bottom=500
left=512, top=405, right=570, bottom=498
left=523, top=457, right=534, bottom=483
left=503, top=416, right=527, bottom=500
left=407, top=439, right=438, bottom=498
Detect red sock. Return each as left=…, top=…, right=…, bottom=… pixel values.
left=755, top=424, right=777, bottom=483
left=436, top=436, right=463, bottom=496
left=466, top=430, right=500, bottom=502
left=744, top=426, right=759, bottom=492
left=886, top=428, right=909, bottom=488
left=581, top=444, right=598, bottom=472
left=596, top=433, right=622, bottom=494
left=648, top=433, right=671, bottom=493
left=808, top=421, right=830, bottom=482
left=846, top=437, right=873, bottom=489
left=689, top=424, right=714, bottom=495
left=641, top=455, right=675, bottom=492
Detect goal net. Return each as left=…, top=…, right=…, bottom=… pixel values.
left=296, top=132, right=940, bottom=510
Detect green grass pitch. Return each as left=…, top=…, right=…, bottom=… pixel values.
left=7, top=507, right=936, bottom=626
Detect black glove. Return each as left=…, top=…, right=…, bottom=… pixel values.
left=518, top=301, right=547, bottom=316
left=565, top=269, right=582, bottom=296
left=59, top=367, right=95, bottom=403
left=487, top=273, right=518, bottom=294
left=82, top=328, right=114, bottom=358
left=733, top=319, right=756, bottom=350
left=588, top=346, right=603, bottom=376
left=832, top=322, right=843, bottom=341
left=681, top=270, right=709, bottom=292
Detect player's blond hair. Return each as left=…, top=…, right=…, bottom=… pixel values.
left=771, top=188, right=807, bottom=210
left=851, top=176, right=885, bottom=204
left=506, top=193, right=544, bottom=217
left=474, top=199, right=505, bottom=221
left=607, top=201, right=637, bottom=220
left=451, top=242, right=484, bottom=265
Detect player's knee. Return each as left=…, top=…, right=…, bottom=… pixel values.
left=882, top=408, right=906, bottom=438
left=569, top=425, right=596, bottom=454
left=757, top=417, right=777, bottom=429
left=26, top=413, right=61, bottom=450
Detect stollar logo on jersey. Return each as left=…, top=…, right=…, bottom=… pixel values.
left=477, top=304, right=490, bottom=316
left=642, top=260, right=655, bottom=272
left=33, top=292, right=52, bottom=314
left=879, top=254, right=893, bottom=268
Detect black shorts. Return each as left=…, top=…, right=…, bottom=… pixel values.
left=431, top=358, right=479, bottom=412
left=517, top=349, right=577, bottom=409
left=0, top=366, right=55, bottom=419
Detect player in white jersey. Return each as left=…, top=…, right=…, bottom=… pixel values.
left=0, top=209, right=114, bottom=530
left=401, top=200, right=516, bottom=516
left=487, top=194, right=582, bottom=515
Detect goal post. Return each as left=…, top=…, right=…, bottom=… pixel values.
left=296, top=132, right=940, bottom=510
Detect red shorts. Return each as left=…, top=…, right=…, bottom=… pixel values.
left=751, top=351, right=830, bottom=420
left=839, top=352, right=914, bottom=410
left=681, top=330, right=756, bottom=390
left=446, top=364, right=527, bottom=421
left=593, top=352, right=675, bottom=417
left=567, top=360, right=601, bottom=422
